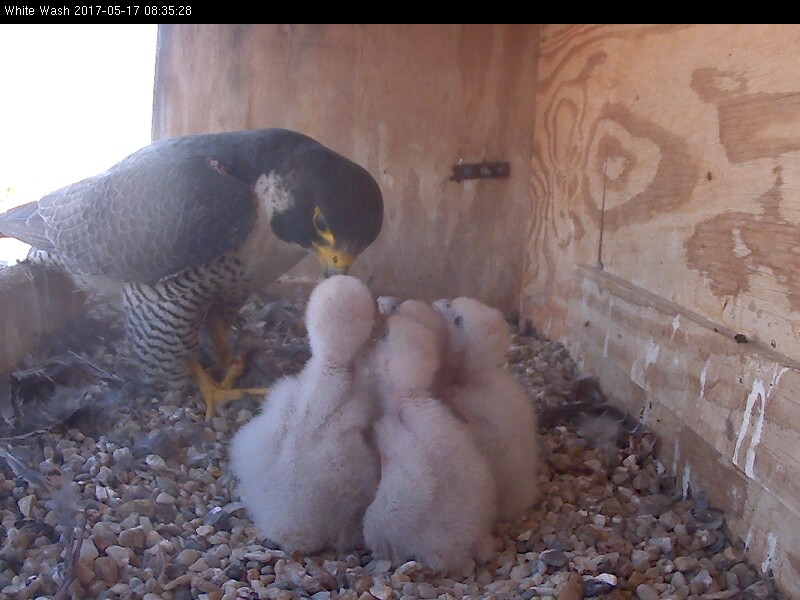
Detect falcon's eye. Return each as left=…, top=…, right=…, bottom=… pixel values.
left=454, top=316, right=463, bottom=328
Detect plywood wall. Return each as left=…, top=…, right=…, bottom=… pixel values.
left=0, top=266, right=86, bottom=375
left=522, top=24, right=800, bottom=594
left=153, top=24, right=539, bottom=317
left=153, top=23, right=800, bottom=595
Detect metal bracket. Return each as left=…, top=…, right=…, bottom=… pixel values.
left=449, top=160, right=510, bottom=183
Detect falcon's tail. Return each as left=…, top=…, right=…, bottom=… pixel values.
left=0, top=201, right=54, bottom=250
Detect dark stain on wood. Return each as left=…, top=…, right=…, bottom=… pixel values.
left=725, top=414, right=736, bottom=441
left=588, top=103, right=699, bottom=231
left=681, top=406, right=749, bottom=519
left=685, top=167, right=800, bottom=312
left=692, top=67, right=800, bottom=163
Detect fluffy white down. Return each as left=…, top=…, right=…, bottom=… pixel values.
left=439, top=297, right=543, bottom=521
left=229, top=275, right=380, bottom=553
left=363, top=315, right=496, bottom=575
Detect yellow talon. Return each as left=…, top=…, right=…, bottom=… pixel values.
left=219, top=357, right=246, bottom=389
left=191, top=360, right=268, bottom=419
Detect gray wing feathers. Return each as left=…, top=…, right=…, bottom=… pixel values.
left=36, top=153, right=257, bottom=283
left=0, top=201, right=55, bottom=250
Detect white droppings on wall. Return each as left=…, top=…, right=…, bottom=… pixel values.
left=561, top=336, right=585, bottom=373
left=733, top=365, right=789, bottom=479
left=761, top=532, right=778, bottom=574
left=639, top=398, right=652, bottom=425
left=602, top=298, right=614, bottom=358
left=630, top=339, right=660, bottom=389
left=730, top=485, right=742, bottom=515
left=770, top=366, right=788, bottom=392
left=682, top=461, right=691, bottom=499
left=670, top=314, right=680, bottom=340
left=672, top=438, right=679, bottom=476
left=733, top=379, right=765, bottom=479
left=646, top=341, right=660, bottom=367
left=699, top=358, right=710, bottom=400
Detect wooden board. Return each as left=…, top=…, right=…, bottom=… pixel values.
left=522, top=25, right=800, bottom=596
left=0, top=265, right=86, bottom=375
left=566, top=264, right=800, bottom=594
left=154, top=24, right=541, bottom=317
left=153, top=23, right=800, bottom=595
left=522, top=23, right=800, bottom=362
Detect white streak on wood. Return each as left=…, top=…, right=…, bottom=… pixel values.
left=603, top=299, right=614, bottom=358
left=731, top=227, right=751, bottom=258
left=682, top=461, right=691, bottom=499
left=670, top=314, right=680, bottom=340
left=761, top=532, right=778, bottom=574
left=699, top=358, right=710, bottom=400
left=639, top=398, right=651, bottom=425
left=733, top=379, right=765, bottom=479
left=631, top=339, right=660, bottom=389
left=672, top=438, right=679, bottom=477
left=733, top=366, right=790, bottom=479
left=731, top=485, right=742, bottom=515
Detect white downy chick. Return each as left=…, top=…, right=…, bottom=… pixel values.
left=378, top=297, right=450, bottom=396
left=432, top=298, right=467, bottom=381
left=363, top=314, right=496, bottom=575
left=229, top=275, right=380, bottom=553
left=435, top=297, right=542, bottom=521
left=376, top=295, right=402, bottom=316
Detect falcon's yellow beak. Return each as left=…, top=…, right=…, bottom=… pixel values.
left=313, top=243, right=356, bottom=278
left=311, top=206, right=357, bottom=277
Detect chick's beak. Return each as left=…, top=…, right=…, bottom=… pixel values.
left=314, top=243, right=356, bottom=278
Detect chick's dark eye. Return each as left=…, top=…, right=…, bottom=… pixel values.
left=454, top=316, right=463, bottom=328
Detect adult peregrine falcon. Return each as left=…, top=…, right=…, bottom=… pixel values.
left=0, top=128, right=384, bottom=417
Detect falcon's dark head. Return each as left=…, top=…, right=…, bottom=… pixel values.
left=264, top=137, right=383, bottom=277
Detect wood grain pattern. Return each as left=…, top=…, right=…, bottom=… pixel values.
left=0, top=265, right=86, bottom=375
left=152, top=23, right=800, bottom=596
left=522, top=24, right=800, bottom=362
left=524, top=27, right=800, bottom=594
left=153, top=24, right=540, bottom=316
left=566, top=264, right=800, bottom=593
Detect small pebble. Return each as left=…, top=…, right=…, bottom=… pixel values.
left=636, top=584, right=660, bottom=600
left=80, top=539, right=100, bottom=561
left=0, top=306, right=791, bottom=600
left=539, top=549, right=567, bottom=567
left=203, top=506, right=231, bottom=529
left=94, top=556, right=120, bottom=584
left=145, top=454, right=167, bottom=470
left=155, top=492, right=176, bottom=505
left=584, top=573, right=617, bottom=597
left=17, top=495, right=35, bottom=518
left=558, top=573, right=584, bottom=600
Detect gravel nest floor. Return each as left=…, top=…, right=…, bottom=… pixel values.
left=0, top=287, right=788, bottom=600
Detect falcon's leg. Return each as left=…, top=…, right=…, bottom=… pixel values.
left=123, top=269, right=269, bottom=419
left=205, top=310, right=233, bottom=379
left=200, top=301, right=268, bottom=418
left=190, top=359, right=268, bottom=419
left=121, top=282, right=204, bottom=393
